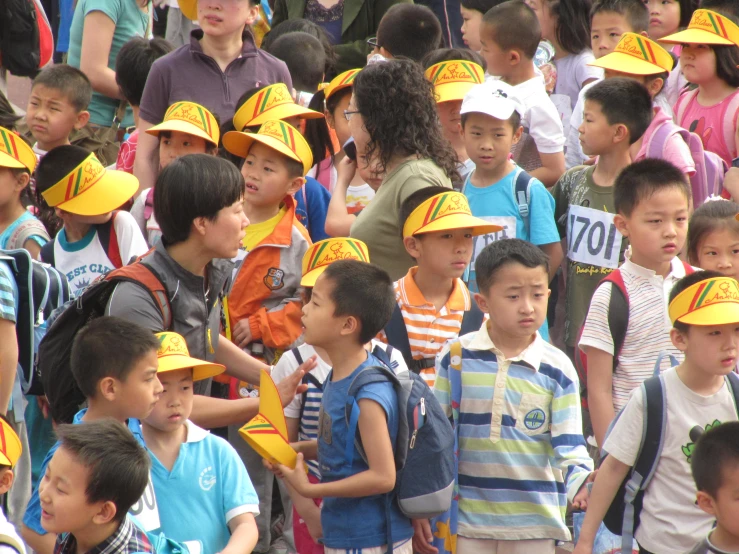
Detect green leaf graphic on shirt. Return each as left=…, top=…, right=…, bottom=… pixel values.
left=682, top=420, right=722, bottom=463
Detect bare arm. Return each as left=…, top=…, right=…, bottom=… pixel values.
left=539, top=241, right=563, bottom=282
left=133, top=119, right=159, bottom=197
left=287, top=416, right=300, bottom=443
left=530, top=152, right=566, bottom=188
left=325, top=158, right=357, bottom=237
left=222, top=513, right=258, bottom=554
left=78, top=12, right=123, bottom=100
left=0, top=320, right=17, bottom=415
left=215, top=337, right=268, bottom=386
left=20, top=526, right=56, bottom=554
left=586, top=346, right=615, bottom=448
left=24, top=240, right=42, bottom=261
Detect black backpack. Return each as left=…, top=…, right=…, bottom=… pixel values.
left=0, top=0, right=45, bottom=77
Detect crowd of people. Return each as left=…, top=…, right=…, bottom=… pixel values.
left=1, top=0, right=739, bottom=552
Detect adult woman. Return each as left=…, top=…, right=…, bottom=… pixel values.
left=271, top=0, right=409, bottom=73
left=348, top=59, right=457, bottom=280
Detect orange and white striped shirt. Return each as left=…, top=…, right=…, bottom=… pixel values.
left=378, top=267, right=472, bottom=388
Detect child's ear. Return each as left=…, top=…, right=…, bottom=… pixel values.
left=512, top=125, right=524, bottom=145
left=75, top=111, right=90, bottom=131
left=670, top=327, right=688, bottom=352
left=613, top=123, right=630, bottom=145
left=403, top=236, right=422, bottom=259
left=647, top=77, right=665, bottom=99
left=613, top=213, right=628, bottom=237
left=0, top=469, right=15, bottom=495
left=93, top=501, right=118, bottom=525
left=340, top=314, right=360, bottom=338
left=14, top=171, right=30, bottom=190
left=325, top=109, right=335, bottom=129
left=98, top=376, right=118, bottom=402
left=696, top=491, right=717, bottom=516
left=473, top=292, right=490, bottom=314
left=508, top=49, right=521, bottom=66
left=287, top=176, right=306, bottom=196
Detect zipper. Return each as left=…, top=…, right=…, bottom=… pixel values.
left=410, top=430, right=417, bottom=449
left=421, top=397, right=426, bottom=416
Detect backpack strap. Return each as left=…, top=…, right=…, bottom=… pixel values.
left=727, top=372, right=739, bottom=416
left=646, top=120, right=681, bottom=160
left=514, top=168, right=533, bottom=233
left=40, top=239, right=55, bottom=266
left=674, top=88, right=698, bottom=127
left=0, top=532, right=25, bottom=554
left=98, top=211, right=122, bottom=269
left=721, top=91, right=739, bottom=162
left=459, top=301, right=485, bottom=336
left=383, top=303, right=414, bottom=370
left=602, top=269, right=629, bottom=369
left=449, top=341, right=463, bottom=427
left=106, top=260, right=172, bottom=329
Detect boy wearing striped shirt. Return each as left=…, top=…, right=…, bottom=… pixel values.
left=378, top=189, right=501, bottom=387
left=423, top=239, right=593, bottom=554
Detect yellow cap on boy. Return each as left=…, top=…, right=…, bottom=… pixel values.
left=402, top=191, right=503, bottom=238
left=301, top=238, right=370, bottom=287
left=233, top=83, right=324, bottom=131
left=661, top=9, right=739, bottom=46
left=147, top=102, right=220, bottom=146
left=589, top=33, right=673, bottom=75
left=323, top=69, right=361, bottom=102
left=223, top=120, right=313, bottom=175
left=425, top=60, right=485, bottom=103
left=0, top=127, right=36, bottom=173
left=0, top=417, right=22, bottom=468
left=155, top=332, right=225, bottom=381
left=668, top=276, right=739, bottom=325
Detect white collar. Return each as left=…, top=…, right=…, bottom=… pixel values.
left=185, top=419, right=209, bottom=443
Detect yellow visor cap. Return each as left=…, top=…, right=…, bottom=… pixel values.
left=233, top=83, right=324, bottom=131
left=0, top=417, right=21, bottom=468
left=223, top=120, right=313, bottom=175
left=425, top=60, right=485, bottom=103
left=0, top=126, right=36, bottom=173
left=661, top=9, right=739, bottom=46
left=402, top=191, right=503, bottom=238
left=155, top=332, right=225, bottom=381
left=301, top=238, right=370, bottom=287
left=669, top=276, right=739, bottom=325
left=323, top=69, right=361, bottom=101
left=147, top=102, right=220, bottom=146
left=589, top=33, right=673, bottom=75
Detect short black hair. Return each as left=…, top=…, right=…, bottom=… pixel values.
left=115, top=37, right=174, bottom=107
left=422, top=48, right=486, bottom=71
left=32, top=65, right=92, bottom=112
left=590, top=0, right=649, bottom=33
left=55, top=419, right=150, bottom=522
left=460, top=0, right=506, bottom=14
left=475, top=238, right=549, bottom=294
left=71, top=317, right=159, bottom=399
left=322, top=260, right=395, bottom=344
left=692, top=421, right=739, bottom=498
left=375, top=4, right=444, bottom=62
left=547, top=0, right=594, bottom=54
left=261, top=19, right=337, bottom=78
left=35, top=145, right=93, bottom=195
left=701, top=0, right=739, bottom=18
left=687, top=200, right=739, bottom=266
left=264, top=32, right=326, bottom=93
left=584, top=78, right=653, bottom=145
left=155, top=154, right=245, bottom=245
left=399, top=187, right=449, bottom=238
left=482, top=2, right=541, bottom=59
left=714, top=41, right=739, bottom=88
left=678, top=0, right=700, bottom=27
left=669, top=270, right=725, bottom=333
left=613, top=159, right=690, bottom=216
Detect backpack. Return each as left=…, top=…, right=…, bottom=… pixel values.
left=342, top=349, right=455, bottom=528
left=40, top=211, right=123, bottom=269
left=602, top=355, right=739, bottom=554
left=0, top=249, right=70, bottom=395
left=37, top=256, right=172, bottom=424
left=574, top=262, right=694, bottom=407
left=0, top=0, right=53, bottom=77
left=383, top=302, right=485, bottom=373
left=645, top=119, right=728, bottom=208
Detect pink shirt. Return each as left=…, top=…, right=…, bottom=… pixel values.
left=674, top=89, right=739, bottom=166
left=635, top=107, right=695, bottom=175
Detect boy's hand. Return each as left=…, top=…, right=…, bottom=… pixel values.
left=336, top=156, right=356, bottom=189
left=276, top=356, right=317, bottom=407
left=571, top=470, right=597, bottom=511
left=233, top=319, right=252, bottom=348
left=263, top=458, right=286, bottom=479
left=412, top=519, right=438, bottom=554
left=277, top=453, right=312, bottom=496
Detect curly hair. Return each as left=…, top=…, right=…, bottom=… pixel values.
left=352, top=60, right=460, bottom=184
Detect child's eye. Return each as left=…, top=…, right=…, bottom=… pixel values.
left=704, top=251, right=717, bottom=256
left=465, top=233, right=473, bottom=239
left=610, top=33, right=620, bottom=38
left=591, top=34, right=599, bottom=40
left=265, top=167, right=274, bottom=173
left=508, top=295, right=519, bottom=300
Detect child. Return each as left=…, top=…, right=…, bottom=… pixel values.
left=271, top=237, right=408, bottom=554
left=479, top=1, right=566, bottom=186
left=661, top=9, right=739, bottom=168
left=574, top=270, right=739, bottom=554
left=552, top=78, right=653, bottom=359
left=379, top=189, right=500, bottom=385
left=114, top=37, right=175, bottom=175
left=35, top=146, right=148, bottom=295
left=22, top=317, right=164, bottom=554
left=0, top=415, right=25, bottom=553
left=424, top=238, right=593, bottom=553
left=460, top=80, right=563, bottom=342
left=689, top=421, right=739, bottom=554
left=275, top=259, right=414, bottom=553
left=130, top=101, right=220, bottom=246
left=372, top=4, right=444, bottom=63
left=579, top=159, right=692, bottom=448
left=144, top=332, right=259, bottom=554
left=0, top=127, right=49, bottom=257
left=39, top=419, right=153, bottom=554
left=25, top=65, right=91, bottom=159
left=566, top=0, right=649, bottom=168
left=687, top=199, right=739, bottom=281
left=264, top=32, right=326, bottom=96
left=460, top=0, right=503, bottom=51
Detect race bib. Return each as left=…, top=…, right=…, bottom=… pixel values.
left=471, top=216, right=517, bottom=264
left=128, top=475, right=160, bottom=531
left=566, top=205, right=622, bottom=269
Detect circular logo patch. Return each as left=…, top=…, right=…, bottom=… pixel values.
left=524, top=408, right=546, bottom=431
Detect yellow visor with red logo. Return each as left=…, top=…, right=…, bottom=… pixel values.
left=0, top=126, right=35, bottom=173
left=147, top=101, right=220, bottom=146
left=669, top=276, right=739, bottom=325
left=425, top=60, right=485, bottom=103
left=155, top=332, right=225, bottom=381
left=323, top=69, right=361, bottom=102
left=0, top=417, right=21, bottom=468
left=661, top=9, right=739, bottom=46
left=41, top=153, right=138, bottom=216
left=234, top=83, right=324, bottom=131
left=301, top=238, right=370, bottom=287
left=403, top=191, right=503, bottom=238
left=589, top=33, right=674, bottom=75
left=223, top=120, right=313, bottom=175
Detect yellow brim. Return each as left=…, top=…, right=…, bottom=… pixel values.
left=301, top=266, right=327, bottom=288
left=675, top=302, right=739, bottom=326
left=0, top=151, right=26, bottom=170
left=412, top=214, right=503, bottom=237
left=157, top=353, right=225, bottom=381
left=589, top=53, right=670, bottom=75
left=146, top=119, right=218, bottom=146
left=179, top=0, right=197, bottom=20
left=245, top=104, right=324, bottom=130
left=435, top=83, right=478, bottom=104
left=223, top=131, right=309, bottom=175
left=239, top=415, right=298, bottom=468
left=660, top=28, right=736, bottom=45
left=56, top=170, right=138, bottom=216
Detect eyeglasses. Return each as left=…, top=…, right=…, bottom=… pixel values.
left=366, top=37, right=378, bottom=49
left=343, top=110, right=360, bottom=121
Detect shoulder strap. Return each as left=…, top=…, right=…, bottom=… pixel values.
left=383, top=303, right=414, bottom=369
left=98, top=211, right=122, bottom=269
left=602, top=269, right=629, bottom=367
left=681, top=261, right=695, bottom=275
left=646, top=120, right=681, bottom=160
left=514, top=168, right=533, bottom=229
left=106, top=259, right=172, bottom=329
left=449, top=341, right=463, bottom=427
left=460, top=301, right=485, bottom=336
left=721, top=91, right=739, bottom=160
left=0, top=532, right=25, bottom=554
left=291, top=346, right=304, bottom=366
left=726, top=372, right=739, bottom=416
left=675, top=88, right=698, bottom=126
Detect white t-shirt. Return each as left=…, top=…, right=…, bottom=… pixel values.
left=664, top=57, right=688, bottom=109
left=553, top=50, right=603, bottom=110
left=54, top=210, right=149, bottom=296
left=505, top=75, right=566, bottom=155
left=130, top=188, right=162, bottom=247
left=604, top=367, right=738, bottom=554
left=346, top=183, right=375, bottom=214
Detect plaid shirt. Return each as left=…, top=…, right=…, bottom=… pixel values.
left=54, top=517, right=154, bottom=554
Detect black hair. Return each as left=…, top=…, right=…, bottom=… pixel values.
left=322, top=260, right=395, bottom=344
left=692, top=421, right=739, bottom=497
left=353, top=59, right=461, bottom=185
left=670, top=269, right=727, bottom=332
left=713, top=41, right=739, bottom=88
left=325, top=86, right=353, bottom=118
left=399, top=187, right=450, bottom=237
left=545, top=0, right=593, bottom=54
left=421, top=48, right=487, bottom=71
left=55, top=419, right=150, bottom=522
left=261, top=19, right=337, bottom=79
left=679, top=0, right=700, bottom=27
left=590, top=0, right=649, bottom=33
left=460, top=0, right=507, bottom=14
left=687, top=200, right=739, bottom=266
left=482, top=2, right=541, bottom=59
left=0, top=91, right=21, bottom=131
left=71, top=317, right=159, bottom=399
left=155, top=154, right=245, bottom=245
left=264, top=32, right=326, bottom=93
left=584, top=78, right=653, bottom=144
left=613, top=159, right=690, bottom=216
left=375, top=4, right=444, bottom=62
left=115, top=37, right=174, bottom=107
left=32, top=64, right=92, bottom=112
left=701, top=0, right=739, bottom=18
left=475, top=238, right=549, bottom=294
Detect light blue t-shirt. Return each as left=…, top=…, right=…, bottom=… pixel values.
left=0, top=261, right=25, bottom=424
left=149, top=420, right=259, bottom=553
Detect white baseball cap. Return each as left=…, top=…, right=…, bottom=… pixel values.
left=460, top=81, right=525, bottom=121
